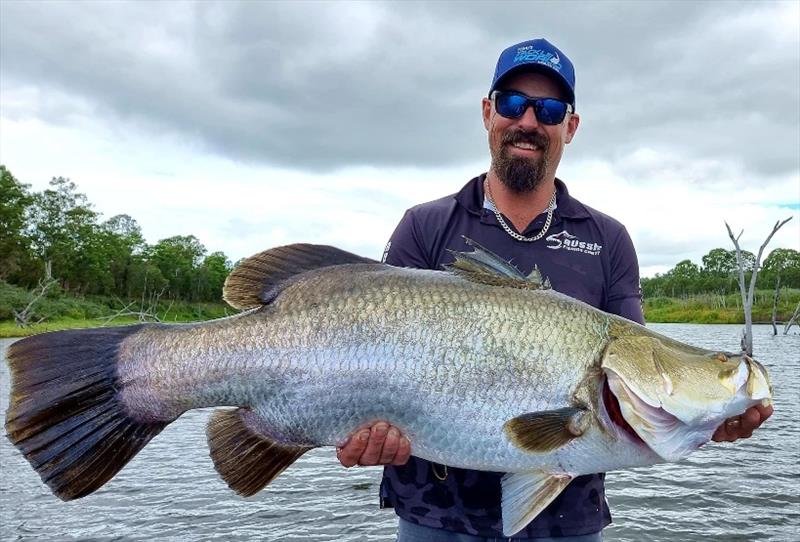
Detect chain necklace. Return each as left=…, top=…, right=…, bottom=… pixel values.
left=484, top=179, right=556, bottom=242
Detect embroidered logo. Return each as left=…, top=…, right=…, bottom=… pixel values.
left=545, top=230, right=602, bottom=256
left=514, top=47, right=562, bottom=72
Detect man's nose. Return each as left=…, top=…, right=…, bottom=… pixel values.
left=516, top=104, right=540, bottom=129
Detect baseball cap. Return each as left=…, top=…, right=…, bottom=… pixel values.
left=489, top=38, right=575, bottom=107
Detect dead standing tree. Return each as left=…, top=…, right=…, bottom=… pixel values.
left=785, top=301, right=800, bottom=335
left=725, top=217, right=792, bottom=356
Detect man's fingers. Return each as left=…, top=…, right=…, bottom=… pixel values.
left=392, top=437, right=412, bottom=465
left=358, top=423, right=390, bottom=465
left=712, top=403, right=773, bottom=443
left=378, top=428, right=401, bottom=464
left=755, top=403, right=774, bottom=421
left=713, top=417, right=737, bottom=442
left=336, top=422, right=411, bottom=467
left=740, top=406, right=762, bottom=431
left=337, top=430, right=370, bottom=467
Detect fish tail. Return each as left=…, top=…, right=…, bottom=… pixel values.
left=4, top=325, right=170, bottom=500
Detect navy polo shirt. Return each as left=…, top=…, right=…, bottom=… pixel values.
left=380, top=174, right=644, bottom=538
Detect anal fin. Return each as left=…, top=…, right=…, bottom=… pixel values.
left=501, top=470, right=573, bottom=536
left=207, top=408, right=314, bottom=497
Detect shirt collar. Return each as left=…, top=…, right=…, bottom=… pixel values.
left=455, top=173, right=592, bottom=220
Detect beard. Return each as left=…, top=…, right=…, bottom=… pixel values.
left=491, top=129, right=550, bottom=193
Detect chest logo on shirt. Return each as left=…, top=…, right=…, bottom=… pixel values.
left=545, top=230, right=602, bottom=256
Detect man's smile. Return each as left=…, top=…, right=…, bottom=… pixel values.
left=509, top=141, right=542, bottom=153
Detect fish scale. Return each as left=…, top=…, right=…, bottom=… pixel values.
left=120, top=268, right=609, bottom=469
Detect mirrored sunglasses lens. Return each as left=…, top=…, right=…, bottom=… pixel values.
left=496, top=93, right=527, bottom=118
left=536, top=99, right=567, bottom=125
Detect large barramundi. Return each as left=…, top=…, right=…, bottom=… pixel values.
left=5, top=240, right=772, bottom=535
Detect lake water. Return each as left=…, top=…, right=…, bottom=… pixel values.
left=1, top=324, right=798, bottom=541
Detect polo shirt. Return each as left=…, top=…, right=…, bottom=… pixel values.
left=380, top=173, right=644, bottom=538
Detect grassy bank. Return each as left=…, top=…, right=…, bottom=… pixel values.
left=2, top=282, right=798, bottom=337
left=0, top=281, right=231, bottom=338
left=643, top=289, right=800, bottom=324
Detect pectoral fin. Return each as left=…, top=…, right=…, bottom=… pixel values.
left=501, top=470, right=573, bottom=536
left=504, top=407, right=590, bottom=453
left=207, top=408, right=314, bottom=496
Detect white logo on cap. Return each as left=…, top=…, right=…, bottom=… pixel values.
left=550, top=54, right=560, bottom=64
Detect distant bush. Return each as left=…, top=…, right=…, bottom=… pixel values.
left=0, top=281, right=30, bottom=320
left=0, top=280, right=230, bottom=327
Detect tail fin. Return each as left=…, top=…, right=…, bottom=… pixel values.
left=5, top=326, right=170, bottom=500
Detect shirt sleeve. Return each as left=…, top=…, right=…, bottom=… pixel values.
left=605, top=226, right=645, bottom=325
left=382, top=209, right=433, bottom=270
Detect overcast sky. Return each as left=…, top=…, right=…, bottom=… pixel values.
left=1, top=0, right=798, bottom=277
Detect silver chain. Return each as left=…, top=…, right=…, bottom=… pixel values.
left=484, top=179, right=556, bottom=242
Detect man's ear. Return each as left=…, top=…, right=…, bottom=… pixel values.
left=565, top=112, right=580, bottom=144
left=482, top=97, right=493, bottom=130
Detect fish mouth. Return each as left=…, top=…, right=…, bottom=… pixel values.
left=602, top=376, right=646, bottom=446
left=604, top=370, right=710, bottom=461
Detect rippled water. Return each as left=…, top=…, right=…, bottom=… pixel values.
left=1, top=324, right=798, bottom=541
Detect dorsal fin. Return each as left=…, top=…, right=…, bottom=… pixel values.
left=223, top=244, right=376, bottom=310
left=444, top=237, right=551, bottom=290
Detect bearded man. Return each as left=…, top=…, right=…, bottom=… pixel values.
left=337, top=38, right=772, bottom=541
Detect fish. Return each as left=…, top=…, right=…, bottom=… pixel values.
left=4, top=239, right=773, bottom=536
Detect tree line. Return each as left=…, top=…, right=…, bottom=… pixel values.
left=1, top=165, right=232, bottom=303
left=641, top=246, right=800, bottom=298
left=3, top=164, right=798, bottom=305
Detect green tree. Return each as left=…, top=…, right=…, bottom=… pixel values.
left=762, top=248, right=800, bottom=289
left=197, top=251, right=232, bottom=301
left=663, top=260, right=701, bottom=297
left=101, top=214, right=146, bottom=296
left=0, top=165, right=34, bottom=280
left=26, top=177, right=99, bottom=290
left=151, top=235, right=207, bottom=300
left=126, top=254, right=169, bottom=301
left=701, top=248, right=738, bottom=276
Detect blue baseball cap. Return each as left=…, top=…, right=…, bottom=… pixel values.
left=489, top=38, right=576, bottom=107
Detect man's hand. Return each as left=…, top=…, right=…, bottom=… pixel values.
left=336, top=421, right=411, bottom=467
left=712, top=403, right=773, bottom=442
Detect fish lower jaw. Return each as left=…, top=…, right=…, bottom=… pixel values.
left=601, top=376, right=647, bottom=448
left=605, top=373, right=723, bottom=462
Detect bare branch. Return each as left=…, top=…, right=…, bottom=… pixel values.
left=726, top=216, right=793, bottom=355
left=100, top=301, right=137, bottom=326
left=102, top=284, right=169, bottom=325
left=14, top=278, right=58, bottom=327
left=771, top=274, right=781, bottom=336
left=785, top=301, right=800, bottom=335
left=725, top=221, right=751, bottom=354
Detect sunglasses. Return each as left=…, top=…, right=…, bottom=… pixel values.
left=491, top=90, right=573, bottom=125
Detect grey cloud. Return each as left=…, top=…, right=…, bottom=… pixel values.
left=1, top=0, right=797, bottom=179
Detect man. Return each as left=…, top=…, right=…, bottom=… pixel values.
left=337, top=38, right=772, bottom=541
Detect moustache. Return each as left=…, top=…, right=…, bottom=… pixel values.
left=502, top=130, right=549, bottom=151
